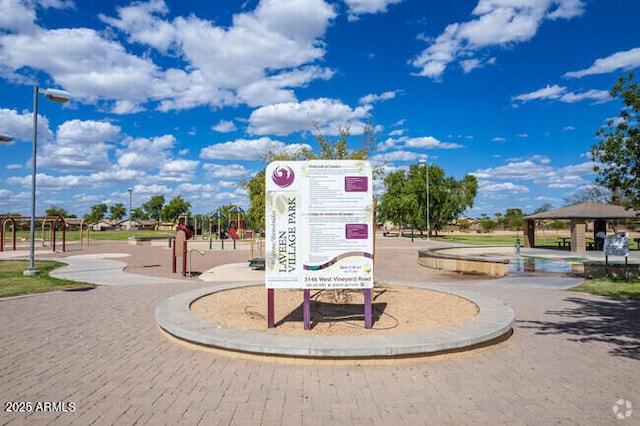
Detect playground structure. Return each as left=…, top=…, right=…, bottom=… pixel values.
left=174, top=207, right=250, bottom=242
left=1, top=216, right=67, bottom=253
left=170, top=220, right=265, bottom=276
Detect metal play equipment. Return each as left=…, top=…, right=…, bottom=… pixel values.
left=172, top=223, right=193, bottom=276
left=228, top=205, right=245, bottom=239
left=1, top=216, right=66, bottom=253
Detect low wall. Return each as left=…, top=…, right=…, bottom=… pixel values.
left=418, top=246, right=513, bottom=277
left=583, top=261, right=640, bottom=279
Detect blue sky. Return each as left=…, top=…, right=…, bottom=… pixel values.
left=1, top=0, right=639, bottom=219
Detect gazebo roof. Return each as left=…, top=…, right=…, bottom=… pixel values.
left=525, top=202, right=639, bottom=220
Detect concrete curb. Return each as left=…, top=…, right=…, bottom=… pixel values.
left=156, top=281, right=515, bottom=359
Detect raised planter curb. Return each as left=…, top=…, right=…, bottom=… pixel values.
left=156, top=281, right=515, bottom=360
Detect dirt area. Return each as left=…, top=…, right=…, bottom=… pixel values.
left=190, top=284, right=479, bottom=335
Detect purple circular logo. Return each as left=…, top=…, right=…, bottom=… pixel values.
left=272, top=165, right=295, bottom=188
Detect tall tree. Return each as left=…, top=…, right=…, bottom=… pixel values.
left=109, top=203, right=126, bottom=221
left=563, top=185, right=613, bottom=206
left=85, top=203, right=108, bottom=224
left=503, top=208, right=525, bottom=234
left=160, top=196, right=191, bottom=223
left=378, top=163, right=477, bottom=236
left=131, top=207, right=149, bottom=221
left=131, top=207, right=147, bottom=221
left=45, top=206, right=69, bottom=217
left=377, top=168, right=416, bottom=231
left=592, top=72, right=640, bottom=210
left=143, top=195, right=165, bottom=223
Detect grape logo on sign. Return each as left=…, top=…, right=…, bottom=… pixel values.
left=272, top=165, right=295, bottom=188
left=613, top=399, right=633, bottom=419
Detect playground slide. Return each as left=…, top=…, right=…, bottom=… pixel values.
left=228, top=227, right=239, bottom=239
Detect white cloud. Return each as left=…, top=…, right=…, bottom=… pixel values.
left=343, top=0, right=404, bottom=20
left=369, top=150, right=419, bottom=163
left=379, top=135, right=463, bottom=152
left=559, top=89, right=610, bottom=103
left=99, top=0, right=175, bottom=52
left=203, top=163, right=249, bottom=180
left=116, top=134, right=176, bottom=171
left=0, top=27, right=161, bottom=111
left=200, top=137, right=311, bottom=161
left=0, top=0, right=337, bottom=113
left=564, top=47, right=640, bottom=78
left=0, top=0, right=73, bottom=33
left=359, top=90, right=400, bottom=104
left=404, top=136, right=463, bottom=149
left=156, top=158, right=200, bottom=182
left=0, top=107, right=52, bottom=142
left=212, top=120, right=237, bottom=133
left=247, top=98, right=371, bottom=136
left=472, top=156, right=593, bottom=195
left=411, top=0, right=585, bottom=80
left=479, top=181, right=530, bottom=195
left=512, top=84, right=611, bottom=104
left=39, top=119, right=120, bottom=172
left=512, top=84, right=566, bottom=102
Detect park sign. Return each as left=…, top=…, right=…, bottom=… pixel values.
left=265, top=160, right=374, bottom=289
left=604, top=233, right=630, bottom=257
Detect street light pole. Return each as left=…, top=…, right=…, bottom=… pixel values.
left=426, top=156, right=430, bottom=241
left=419, top=158, right=430, bottom=241
left=24, top=86, right=70, bottom=276
left=128, top=188, right=133, bottom=239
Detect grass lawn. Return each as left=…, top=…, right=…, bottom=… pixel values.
left=0, top=260, right=96, bottom=298
left=569, top=278, right=640, bottom=300
left=8, top=229, right=174, bottom=242
left=408, top=232, right=561, bottom=247
left=430, top=233, right=523, bottom=246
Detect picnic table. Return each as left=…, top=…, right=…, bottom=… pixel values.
left=558, top=237, right=571, bottom=249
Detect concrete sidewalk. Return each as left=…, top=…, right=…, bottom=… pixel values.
left=1, top=240, right=639, bottom=424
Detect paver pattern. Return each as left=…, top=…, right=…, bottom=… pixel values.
left=1, top=238, right=639, bottom=425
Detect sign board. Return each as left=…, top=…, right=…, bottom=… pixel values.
left=265, top=160, right=374, bottom=289
left=604, top=234, right=629, bottom=257
left=174, top=230, right=186, bottom=258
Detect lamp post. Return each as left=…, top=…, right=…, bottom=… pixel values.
left=24, top=86, right=70, bottom=276
left=419, top=158, right=430, bottom=241
left=128, top=188, right=133, bottom=239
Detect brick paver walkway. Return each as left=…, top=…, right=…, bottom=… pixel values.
left=1, top=238, right=639, bottom=425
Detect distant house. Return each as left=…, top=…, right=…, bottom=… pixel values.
left=137, top=220, right=157, bottom=231
left=92, top=220, right=114, bottom=231
left=64, top=218, right=83, bottom=231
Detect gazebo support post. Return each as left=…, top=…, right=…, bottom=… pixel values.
left=524, top=219, right=535, bottom=248
left=570, top=219, right=586, bottom=253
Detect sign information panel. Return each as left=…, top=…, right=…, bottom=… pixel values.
left=265, top=160, right=374, bottom=289
left=604, top=233, right=630, bottom=257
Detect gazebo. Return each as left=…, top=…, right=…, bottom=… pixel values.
left=524, top=202, right=639, bottom=253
